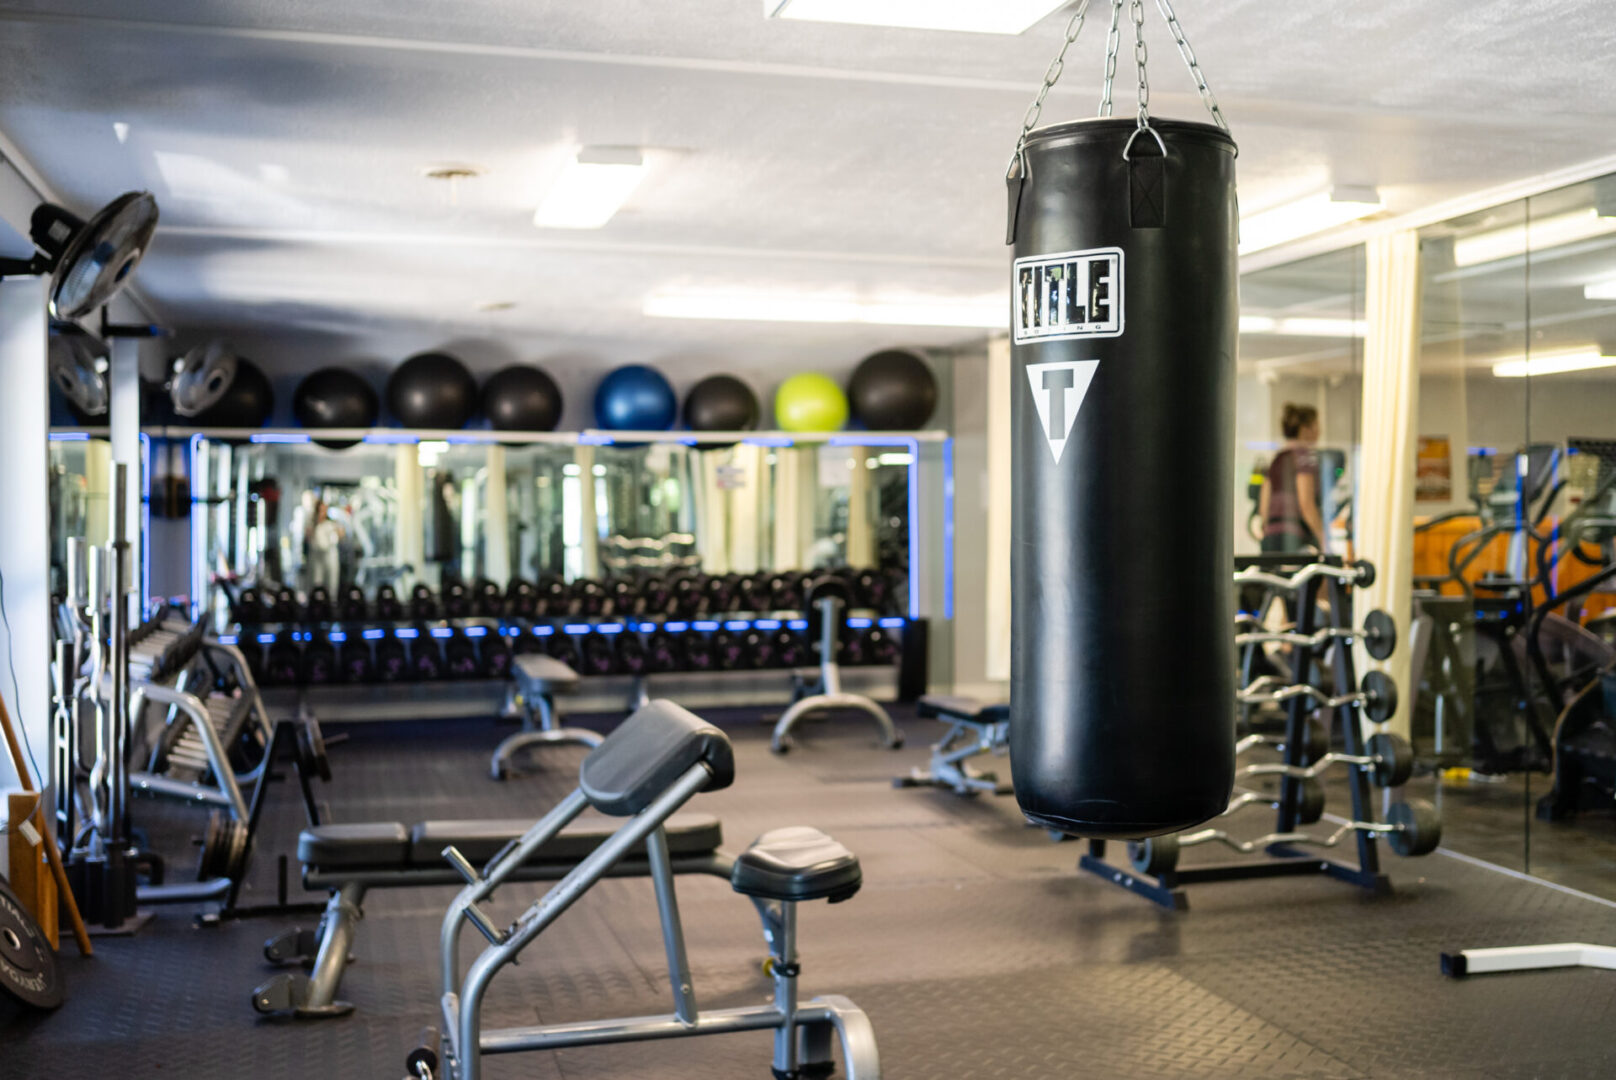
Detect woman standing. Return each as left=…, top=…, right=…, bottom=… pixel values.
left=1259, top=403, right=1327, bottom=554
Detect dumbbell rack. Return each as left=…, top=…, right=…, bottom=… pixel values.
left=1080, top=554, right=1418, bottom=911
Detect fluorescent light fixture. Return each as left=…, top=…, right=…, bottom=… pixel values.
left=1240, top=315, right=1367, bottom=337
left=1583, top=279, right=1616, bottom=301
left=644, top=291, right=1006, bottom=328
left=1238, top=187, right=1383, bottom=255
left=1491, top=347, right=1616, bottom=378
left=1455, top=208, right=1616, bottom=268
left=1239, top=315, right=1276, bottom=333
left=534, top=147, right=645, bottom=229
left=764, top=0, right=1068, bottom=34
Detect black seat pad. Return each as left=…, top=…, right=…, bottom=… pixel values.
left=297, top=822, right=409, bottom=868
left=407, top=813, right=722, bottom=864
left=731, top=826, right=861, bottom=903
left=513, top=653, right=580, bottom=692
left=580, top=699, right=734, bottom=816
left=918, top=694, right=1008, bottom=725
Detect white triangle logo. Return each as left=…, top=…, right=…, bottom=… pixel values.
left=1025, top=360, right=1098, bottom=465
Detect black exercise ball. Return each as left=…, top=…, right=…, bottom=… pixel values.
left=847, top=348, right=938, bottom=431
left=481, top=364, right=563, bottom=432
left=682, top=374, right=760, bottom=432
left=294, top=367, right=379, bottom=449
left=386, top=351, right=478, bottom=429
left=197, top=358, right=274, bottom=428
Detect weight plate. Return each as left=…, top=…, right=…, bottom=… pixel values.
left=1352, top=559, right=1377, bottom=589
left=1288, top=716, right=1331, bottom=766
left=1367, top=731, right=1414, bottom=788
left=1126, top=833, right=1179, bottom=876
left=0, top=878, right=62, bottom=1009
left=170, top=340, right=239, bottom=417
left=1362, top=609, right=1397, bottom=662
left=1296, top=777, right=1326, bottom=825
left=1386, top=798, right=1442, bottom=857
left=1361, top=669, right=1398, bottom=725
left=297, top=718, right=333, bottom=783
left=197, top=811, right=250, bottom=882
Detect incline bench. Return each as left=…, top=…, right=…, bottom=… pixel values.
left=894, top=693, right=1011, bottom=796
left=252, top=811, right=728, bottom=1018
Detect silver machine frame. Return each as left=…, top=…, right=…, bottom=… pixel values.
left=895, top=703, right=1010, bottom=796
left=488, top=659, right=602, bottom=779
left=431, top=765, right=881, bottom=1080
left=771, top=593, right=902, bottom=754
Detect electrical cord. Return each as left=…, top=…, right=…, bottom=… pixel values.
left=0, top=560, right=44, bottom=788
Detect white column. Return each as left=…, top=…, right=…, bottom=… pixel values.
left=484, top=444, right=510, bottom=585
left=1356, top=231, right=1424, bottom=739
left=0, top=276, right=51, bottom=790
left=394, top=444, right=423, bottom=586
left=729, top=445, right=760, bottom=574
left=846, top=444, right=874, bottom=567
left=984, top=336, right=1013, bottom=684
left=109, top=336, right=142, bottom=617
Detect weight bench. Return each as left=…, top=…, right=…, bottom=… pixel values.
left=252, top=811, right=728, bottom=1018
left=413, top=698, right=880, bottom=1080
left=894, top=694, right=1011, bottom=796
left=771, top=575, right=902, bottom=754
left=490, top=654, right=601, bottom=779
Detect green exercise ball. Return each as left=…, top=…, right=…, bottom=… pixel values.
left=775, top=372, right=848, bottom=433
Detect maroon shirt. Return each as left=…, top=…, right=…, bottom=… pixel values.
left=1264, top=445, right=1319, bottom=542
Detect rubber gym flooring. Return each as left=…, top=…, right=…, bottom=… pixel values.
left=7, top=703, right=1616, bottom=1079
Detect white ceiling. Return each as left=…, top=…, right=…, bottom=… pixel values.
left=3, top=0, right=1616, bottom=398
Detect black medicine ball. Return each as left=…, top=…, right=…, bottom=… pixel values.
left=386, top=351, right=478, bottom=429
left=682, top=374, right=760, bottom=432
left=294, top=367, right=379, bottom=448
left=847, top=348, right=938, bottom=431
left=481, top=365, right=564, bottom=432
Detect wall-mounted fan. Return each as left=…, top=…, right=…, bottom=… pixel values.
left=47, top=325, right=109, bottom=422
left=0, top=191, right=158, bottom=319
left=170, top=340, right=274, bottom=428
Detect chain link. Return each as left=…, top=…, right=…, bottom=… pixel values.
left=1009, top=0, right=1094, bottom=175
left=1099, top=0, right=1124, bottom=118
left=1131, top=0, right=1150, bottom=128
left=1155, top=0, right=1229, bottom=131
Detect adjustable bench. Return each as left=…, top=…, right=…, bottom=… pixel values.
left=414, top=698, right=879, bottom=1080
left=252, top=812, right=728, bottom=1018
left=894, top=693, right=1011, bottom=796
left=489, top=654, right=600, bottom=779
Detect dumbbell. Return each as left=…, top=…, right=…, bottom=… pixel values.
left=670, top=575, right=704, bottom=617
left=339, top=585, right=368, bottom=622
left=574, top=580, right=606, bottom=616
left=544, top=633, right=579, bottom=666
left=616, top=632, right=650, bottom=676
left=375, top=584, right=403, bottom=620
left=865, top=625, right=900, bottom=665
left=410, top=583, right=438, bottom=620
left=442, top=580, right=472, bottom=618
left=375, top=635, right=408, bottom=682
left=537, top=576, right=570, bottom=617
left=443, top=630, right=479, bottom=679
left=851, top=569, right=885, bottom=610
left=578, top=632, right=616, bottom=676
left=233, top=587, right=263, bottom=624
left=643, top=629, right=680, bottom=673
left=409, top=631, right=444, bottom=680
left=733, top=575, right=768, bottom=612
left=479, top=633, right=513, bottom=679
left=711, top=628, right=749, bottom=670
left=640, top=577, right=672, bottom=616
left=265, top=631, right=301, bottom=686
left=306, top=586, right=333, bottom=623
left=767, top=573, right=802, bottom=611
left=300, top=633, right=338, bottom=685
left=340, top=635, right=374, bottom=683
left=269, top=588, right=297, bottom=622
left=681, top=631, right=715, bottom=672
left=837, top=626, right=869, bottom=666
left=703, top=575, right=737, bottom=615
left=772, top=628, right=808, bottom=668
left=742, top=627, right=774, bottom=669
left=506, top=578, right=538, bottom=617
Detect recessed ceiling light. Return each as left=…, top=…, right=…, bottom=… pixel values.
left=1456, top=208, right=1616, bottom=267
left=534, top=147, right=647, bottom=230
left=764, top=0, right=1069, bottom=35
left=112, top=122, right=130, bottom=144
left=1239, top=187, right=1384, bottom=255
left=1585, top=279, right=1616, bottom=301
left=475, top=300, right=517, bottom=312
left=1241, top=315, right=1367, bottom=338
left=644, top=290, right=1005, bottom=328
left=1491, top=347, right=1616, bottom=378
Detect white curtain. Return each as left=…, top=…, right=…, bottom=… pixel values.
left=1355, top=230, right=1424, bottom=738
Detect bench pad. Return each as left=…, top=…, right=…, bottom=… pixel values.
left=731, top=826, right=861, bottom=903
left=918, top=694, right=1008, bottom=724
left=580, top=699, right=733, bottom=815
left=297, top=822, right=410, bottom=868
left=513, top=654, right=580, bottom=692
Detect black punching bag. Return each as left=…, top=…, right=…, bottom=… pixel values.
left=1007, top=117, right=1237, bottom=838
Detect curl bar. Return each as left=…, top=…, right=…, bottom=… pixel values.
left=1238, top=730, right=1414, bottom=788
left=1126, top=797, right=1440, bottom=874
left=1235, top=608, right=1397, bottom=662
left=1232, top=559, right=1375, bottom=594
left=1237, top=669, right=1398, bottom=725
left=1221, top=778, right=1326, bottom=825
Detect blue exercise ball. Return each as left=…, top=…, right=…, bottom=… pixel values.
left=594, top=364, right=677, bottom=431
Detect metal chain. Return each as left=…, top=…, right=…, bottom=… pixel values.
left=1156, top=0, right=1229, bottom=130
left=1009, top=0, right=1094, bottom=175
left=1099, top=0, right=1124, bottom=117
left=1131, top=0, right=1150, bottom=129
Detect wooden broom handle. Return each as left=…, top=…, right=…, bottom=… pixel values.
left=0, top=693, right=92, bottom=956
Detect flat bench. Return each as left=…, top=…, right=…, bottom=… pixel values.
left=490, top=654, right=599, bottom=780
left=895, top=693, right=1012, bottom=796
left=253, top=812, right=728, bottom=1017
